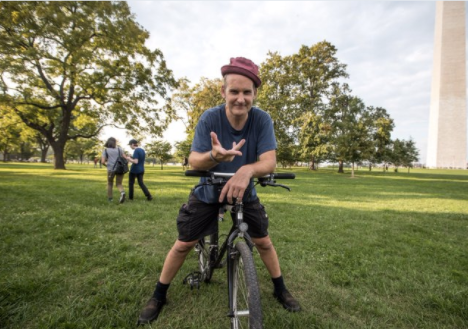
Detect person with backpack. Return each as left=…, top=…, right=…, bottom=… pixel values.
left=125, top=139, right=153, bottom=201
left=101, top=137, right=126, bottom=204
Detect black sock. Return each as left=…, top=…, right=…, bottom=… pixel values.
left=272, top=275, right=286, bottom=294
left=152, top=281, right=170, bottom=302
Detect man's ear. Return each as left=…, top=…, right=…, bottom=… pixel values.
left=221, top=84, right=226, bottom=98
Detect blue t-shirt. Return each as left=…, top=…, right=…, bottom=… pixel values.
left=130, top=147, right=146, bottom=174
left=191, top=104, right=277, bottom=204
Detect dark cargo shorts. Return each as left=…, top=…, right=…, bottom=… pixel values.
left=177, top=193, right=269, bottom=242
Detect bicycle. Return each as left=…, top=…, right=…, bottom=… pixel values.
left=182, top=170, right=295, bottom=329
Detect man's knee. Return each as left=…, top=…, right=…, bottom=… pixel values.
left=172, top=240, right=197, bottom=256
left=253, top=237, right=274, bottom=252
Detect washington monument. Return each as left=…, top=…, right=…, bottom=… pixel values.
left=426, top=1, right=467, bottom=169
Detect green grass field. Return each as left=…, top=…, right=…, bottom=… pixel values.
left=0, top=163, right=467, bottom=329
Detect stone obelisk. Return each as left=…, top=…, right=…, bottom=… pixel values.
left=427, top=1, right=467, bottom=169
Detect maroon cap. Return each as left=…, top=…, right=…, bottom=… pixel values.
left=221, top=57, right=261, bottom=88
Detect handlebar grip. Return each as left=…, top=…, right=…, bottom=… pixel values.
left=185, top=170, right=295, bottom=179
left=273, top=173, right=295, bottom=179
left=185, top=170, right=211, bottom=177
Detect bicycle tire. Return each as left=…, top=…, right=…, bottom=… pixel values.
left=230, top=241, right=263, bottom=329
left=196, top=235, right=216, bottom=283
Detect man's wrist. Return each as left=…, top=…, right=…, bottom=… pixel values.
left=210, top=150, right=220, bottom=164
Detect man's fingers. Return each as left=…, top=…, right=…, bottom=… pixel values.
left=225, top=149, right=242, bottom=157
left=219, top=185, right=228, bottom=203
left=211, top=132, right=220, bottom=146
left=232, top=139, right=246, bottom=151
left=218, top=179, right=247, bottom=204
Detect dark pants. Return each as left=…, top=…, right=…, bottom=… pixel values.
left=128, top=172, right=151, bottom=199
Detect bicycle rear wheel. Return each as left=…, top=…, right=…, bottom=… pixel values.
left=196, top=233, right=217, bottom=283
left=230, top=241, right=263, bottom=329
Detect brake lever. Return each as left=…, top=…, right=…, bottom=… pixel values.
left=208, top=177, right=226, bottom=186
left=260, top=181, right=291, bottom=191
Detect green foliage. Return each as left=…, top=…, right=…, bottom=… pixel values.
left=146, top=140, right=173, bottom=169
left=174, top=139, right=192, bottom=162
left=298, top=111, right=332, bottom=169
left=0, top=105, right=40, bottom=161
left=328, top=88, right=375, bottom=176
left=258, top=42, right=349, bottom=167
left=172, top=77, right=223, bottom=142
left=0, top=1, right=177, bottom=169
left=391, top=138, right=420, bottom=172
left=65, top=137, right=101, bottom=163
left=367, top=106, right=395, bottom=167
left=256, top=41, right=402, bottom=171
left=0, top=164, right=467, bottom=329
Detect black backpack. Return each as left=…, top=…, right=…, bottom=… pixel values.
left=106, top=148, right=129, bottom=175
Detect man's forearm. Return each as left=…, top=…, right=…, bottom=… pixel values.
left=189, top=151, right=218, bottom=171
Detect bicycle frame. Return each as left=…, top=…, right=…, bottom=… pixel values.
left=184, top=170, right=294, bottom=329
left=209, top=202, right=255, bottom=267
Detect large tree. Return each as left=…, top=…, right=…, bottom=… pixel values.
left=298, top=111, right=332, bottom=169
left=0, top=1, right=177, bottom=169
left=258, top=42, right=348, bottom=167
left=391, top=138, right=419, bottom=172
left=328, top=86, right=374, bottom=177
left=366, top=106, right=394, bottom=171
left=257, top=52, right=297, bottom=167
left=147, top=140, right=172, bottom=170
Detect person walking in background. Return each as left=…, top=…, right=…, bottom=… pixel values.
left=101, top=137, right=126, bottom=204
left=125, top=139, right=153, bottom=201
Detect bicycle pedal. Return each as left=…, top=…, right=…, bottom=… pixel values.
left=182, top=272, right=202, bottom=290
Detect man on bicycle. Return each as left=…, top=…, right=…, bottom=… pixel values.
left=138, top=56, right=301, bottom=325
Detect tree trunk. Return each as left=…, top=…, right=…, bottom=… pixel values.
left=36, top=135, right=49, bottom=163
left=338, top=160, right=344, bottom=173
left=40, top=146, right=49, bottom=163
left=351, top=162, right=355, bottom=178
left=309, top=155, right=316, bottom=170
left=368, top=163, right=372, bottom=171
left=51, top=141, right=67, bottom=169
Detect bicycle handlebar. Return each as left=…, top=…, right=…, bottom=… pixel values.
left=185, top=170, right=295, bottom=180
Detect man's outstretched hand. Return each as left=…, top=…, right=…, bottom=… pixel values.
left=210, top=132, right=245, bottom=163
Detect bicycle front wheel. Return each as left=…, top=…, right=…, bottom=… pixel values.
left=230, top=241, right=263, bottom=329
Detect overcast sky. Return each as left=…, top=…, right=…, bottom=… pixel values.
left=108, top=1, right=468, bottom=164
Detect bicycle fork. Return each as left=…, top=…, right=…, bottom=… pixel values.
left=227, top=201, right=254, bottom=318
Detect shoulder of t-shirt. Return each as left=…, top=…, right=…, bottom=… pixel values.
left=199, top=104, right=225, bottom=121
left=251, top=107, right=273, bottom=123
left=251, top=106, right=270, bottom=117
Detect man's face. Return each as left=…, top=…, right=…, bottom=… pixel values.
left=130, top=144, right=137, bottom=149
left=221, top=74, right=257, bottom=119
